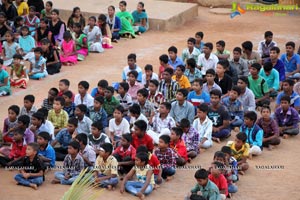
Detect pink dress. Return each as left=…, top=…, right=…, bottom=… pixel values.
left=60, top=40, right=78, bottom=64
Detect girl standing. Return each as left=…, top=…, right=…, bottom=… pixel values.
left=132, top=2, right=149, bottom=34
left=60, top=31, right=77, bottom=65
left=98, top=14, right=112, bottom=49
left=40, top=1, right=53, bottom=21
left=73, top=23, right=88, bottom=61
left=10, top=54, right=28, bottom=89
left=83, top=16, right=104, bottom=53
left=28, top=47, right=48, bottom=80
left=116, top=1, right=135, bottom=38
left=49, top=9, right=66, bottom=46
left=107, top=5, right=121, bottom=42
left=67, top=7, right=85, bottom=32
left=2, top=31, right=21, bottom=66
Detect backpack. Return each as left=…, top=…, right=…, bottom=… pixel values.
left=248, top=78, right=266, bottom=96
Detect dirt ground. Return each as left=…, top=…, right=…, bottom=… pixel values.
left=0, top=6, right=300, bottom=200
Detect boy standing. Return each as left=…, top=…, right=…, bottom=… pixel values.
left=181, top=37, right=201, bottom=63
left=14, top=143, right=45, bottom=190
left=168, top=46, right=184, bottom=70
left=137, top=88, right=155, bottom=120
left=202, top=69, right=222, bottom=94
left=184, top=58, right=202, bottom=84
left=214, top=60, right=233, bottom=96
left=127, top=70, right=144, bottom=102
left=257, top=31, right=277, bottom=63
left=215, top=40, right=230, bottom=60
left=248, top=63, right=270, bottom=107
left=197, top=42, right=219, bottom=75
left=74, top=81, right=94, bottom=108
left=103, top=86, right=120, bottom=118
left=170, top=89, right=195, bottom=125
left=20, top=94, right=38, bottom=118
left=131, top=120, right=154, bottom=152
left=187, top=78, right=210, bottom=110
left=280, top=41, right=300, bottom=79
left=237, top=76, right=256, bottom=112
left=275, top=95, right=299, bottom=138
left=75, top=104, right=92, bottom=135
left=158, top=68, right=179, bottom=102
left=89, top=96, right=108, bottom=128
left=122, top=53, right=142, bottom=82
left=48, top=96, right=69, bottom=135
left=208, top=89, right=231, bottom=143
left=172, top=65, right=191, bottom=90
left=229, top=47, right=249, bottom=78
left=180, top=119, right=200, bottom=159
left=75, top=133, right=96, bottom=169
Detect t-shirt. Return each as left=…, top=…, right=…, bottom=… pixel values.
left=113, top=145, right=136, bottom=160
left=131, top=133, right=154, bottom=152
left=208, top=105, right=230, bottom=128
left=248, top=76, right=269, bottom=99
left=280, top=53, right=300, bottom=73
left=94, top=155, right=118, bottom=176
left=88, top=133, right=111, bottom=151
left=148, top=153, right=160, bottom=175
left=215, top=74, right=233, bottom=95
left=187, top=90, right=210, bottom=108
left=122, top=65, right=143, bottom=82
left=134, top=164, right=155, bottom=186
left=208, top=174, right=228, bottom=196
left=38, top=143, right=56, bottom=167
left=109, top=118, right=130, bottom=137
left=227, top=141, right=250, bottom=162
left=22, top=155, right=45, bottom=175
left=2, top=41, right=20, bottom=59
left=276, top=91, right=300, bottom=108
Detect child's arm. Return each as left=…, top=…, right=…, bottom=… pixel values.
left=137, top=169, right=153, bottom=195
left=28, top=170, right=44, bottom=178
left=1, top=46, right=6, bottom=59
left=118, top=159, right=134, bottom=166
left=38, top=155, right=51, bottom=162
left=47, top=31, right=53, bottom=43
left=51, top=139, right=58, bottom=147
left=109, top=131, right=115, bottom=146
left=237, top=157, right=247, bottom=165
left=120, top=167, right=135, bottom=193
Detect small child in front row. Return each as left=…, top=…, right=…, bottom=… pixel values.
left=120, top=152, right=155, bottom=200
left=227, top=132, right=250, bottom=175
left=14, top=143, right=45, bottom=190
left=240, top=111, right=263, bottom=158
left=221, top=146, right=239, bottom=184
left=93, top=143, right=119, bottom=190
left=257, top=105, right=280, bottom=149
left=2, top=105, right=20, bottom=143
left=209, top=161, right=228, bottom=200
left=60, top=31, right=77, bottom=66
left=52, top=141, right=84, bottom=185
left=154, top=135, right=176, bottom=180
left=170, top=127, right=188, bottom=166
left=180, top=118, right=200, bottom=160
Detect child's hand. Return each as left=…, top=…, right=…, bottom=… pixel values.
left=64, top=174, right=71, bottom=180
left=197, top=191, right=202, bottom=196
left=23, top=173, right=30, bottom=179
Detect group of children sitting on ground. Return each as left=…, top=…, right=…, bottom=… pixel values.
left=0, top=0, right=149, bottom=95
left=1, top=19, right=300, bottom=199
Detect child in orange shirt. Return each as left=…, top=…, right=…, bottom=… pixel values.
left=172, top=65, right=191, bottom=90
left=169, top=127, right=188, bottom=166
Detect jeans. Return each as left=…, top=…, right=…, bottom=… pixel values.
left=161, top=167, right=176, bottom=179
left=230, top=117, right=243, bottom=128
left=15, top=174, right=43, bottom=186
left=228, top=183, right=238, bottom=193
left=125, top=181, right=153, bottom=196
left=55, top=171, right=78, bottom=185
left=212, top=128, right=231, bottom=139
left=96, top=174, right=119, bottom=187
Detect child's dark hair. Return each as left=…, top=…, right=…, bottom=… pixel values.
left=244, top=111, right=257, bottom=122
left=18, top=115, right=30, bottom=127
left=63, top=90, right=73, bottom=99
left=129, top=103, right=141, bottom=115
left=197, top=103, right=208, bottom=113
left=270, top=46, right=280, bottom=54
left=13, top=53, right=23, bottom=60
left=41, top=38, right=51, bottom=45
left=177, top=88, right=189, bottom=97
left=149, top=79, right=159, bottom=87
left=68, top=117, right=78, bottom=127
left=212, top=161, right=225, bottom=170
left=164, top=67, right=174, bottom=75
left=60, top=79, right=70, bottom=86
left=46, top=1, right=53, bottom=7
left=54, top=96, right=65, bottom=106
left=101, top=143, right=113, bottom=154
left=206, top=68, right=216, bottom=76
left=63, top=31, right=72, bottom=40
left=180, top=118, right=190, bottom=129
left=217, top=59, right=229, bottom=69
left=193, top=78, right=203, bottom=86
left=221, top=146, right=232, bottom=156
left=14, top=128, right=25, bottom=136
left=51, top=9, right=59, bottom=15
left=32, top=112, right=45, bottom=123
left=233, top=47, right=242, bottom=54
left=105, top=86, right=115, bottom=94
left=50, top=87, right=59, bottom=96
left=40, top=18, right=49, bottom=24
left=187, top=58, right=196, bottom=69
left=161, top=102, right=172, bottom=111
left=216, top=40, right=225, bottom=47
left=159, top=135, right=171, bottom=144
left=127, top=53, right=136, bottom=61
left=120, top=0, right=127, bottom=6
left=92, top=121, right=103, bottom=131
left=172, top=127, right=184, bottom=138
left=238, top=76, right=249, bottom=85
left=168, top=46, right=178, bottom=54
left=97, top=79, right=108, bottom=88
left=263, top=62, right=273, bottom=72
left=144, top=64, right=153, bottom=71
left=195, top=31, right=204, bottom=39
left=128, top=70, right=138, bottom=79
left=159, top=54, right=169, bottom=64
left=122, top=134, right=132, bottom=143
left=8, top=105, right=20, bottom=115
left=119, top=82, right=129, bottom=91
left=283, top=78, right=294, bottom=86
left=21, top=25, right=30, bottom=34
left=177, top=65, right=185, bottom=72
left=136, top=152, right=149, bottom=164
left=251, top=63, right=262, bottom=71
left=194, top=169, right=208, bottom=179
left=136, top=145, right=148, bottom=153
left=213, top=151, right=226, bottom=160
left=24, top=94, right=35, bottom=103
left=134, top=120, right=147, bottom=132
left=73, top=22, right=82, bottom=30
left=28, top=142, right=39, bottom=152
left=34, top=47, right=43, bottom=54
left=137, top=88, right=148, bottom=98
left=261, top=105, right=271, bottom=113
left=115, top=105, right=125, bottom=114
left=37, top=107, right=49, bottom=118
left=0, top=12, right=7, bottom=18
left=69, top=141, right=80, bottom=152
left=280, top=95, right=291, bottom=103
left=204, top=42, right=213, bottom=50
left=231, top=85, right=241, bottom=96
left=264, top=31, right=273, bottom=38
left=29, top=6, right=36, bottom=12
left=242, top=41, right=253, bottom=51
left=187, top=37, right=196, bottom=45
left=95, top=96, right=105, bottom=104
left=76, top=104, right=88, bottom=113
left=210, top=89, right=222, bottom=98
left=236, top=132, right=247, bottom=143
left=76, top=133, right=88, bottom=145
left=78, top=81, right=89, bottom=90
left=38, top=132, right=51, bottom=141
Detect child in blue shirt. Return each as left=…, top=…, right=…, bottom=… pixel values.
left=259, top=61, right=280, bottom=97
left=187, top=78, right=210, bottom=113
left=28, top=47, right=48, bottom=80
left=37, top=132, right=56, bottom=168
left=240, top=111, right=263, bottom=158
left=19, top=26, right=35, bottom=60
left=280, top=41, right=300, bottom=79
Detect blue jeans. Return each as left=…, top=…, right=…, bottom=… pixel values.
left=230, top=117, right=243, bottom=128
left=97, top=174, right=119, bottom=187
left=212, top=128, right=231, bottom=139
left=228, top=183, right=238, bottom=193
left=125, top=181, right=153, bottom=196
left=54, top=171, right=78, bottom=185
left=161, top=167, right=176, bottom=179
left=14, top=174, right=43, bottom=186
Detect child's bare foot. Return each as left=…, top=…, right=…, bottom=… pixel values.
left=29, top=183, right=38, bottom=190
left=268, top=145, right=274, bottom=151
left=238, top=170, right=245, bottom=175
left=248, top=153, right=253, bottom=160
left=136, top=192, right=145, bottom=200
left=166, top=176, right=174, bottom=181
left=212, top=137, right=220, bottom=143
left=283, top=134, right=289, bottom=139
left=107, top=185, right=115, bottom=191
left=154, top=184, right=160, bottom=190
left=51, top=179, right=60, bottom=184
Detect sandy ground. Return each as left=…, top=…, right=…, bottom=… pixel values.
left=0, top=6, right=300, bottom=200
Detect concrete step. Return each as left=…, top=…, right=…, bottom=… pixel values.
left=51, top=0, right=198, bottom=31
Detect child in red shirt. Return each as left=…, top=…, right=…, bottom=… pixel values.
left=113, top=134, right=136, bottom=174
left=209, top=161, right=228, bottom=200
left=131, top=120, right=154, bottom=152
left=0, top=129, right=27, bottom=167
left=169, top=127, right=188, bottom=166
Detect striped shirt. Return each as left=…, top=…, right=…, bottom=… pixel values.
left=158, top=80, right=179, bottom=102
left=148, top=91, right=164, bottom=109
left=116, top=93, right=133, bottom=112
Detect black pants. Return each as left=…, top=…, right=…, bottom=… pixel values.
left=113, top=154, right=133, bottom=174
left=54, top=147, right=68, bottom=161
left=0, top=156, right=23, bottom=167
left=47, top=62, right=61, bottom=75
